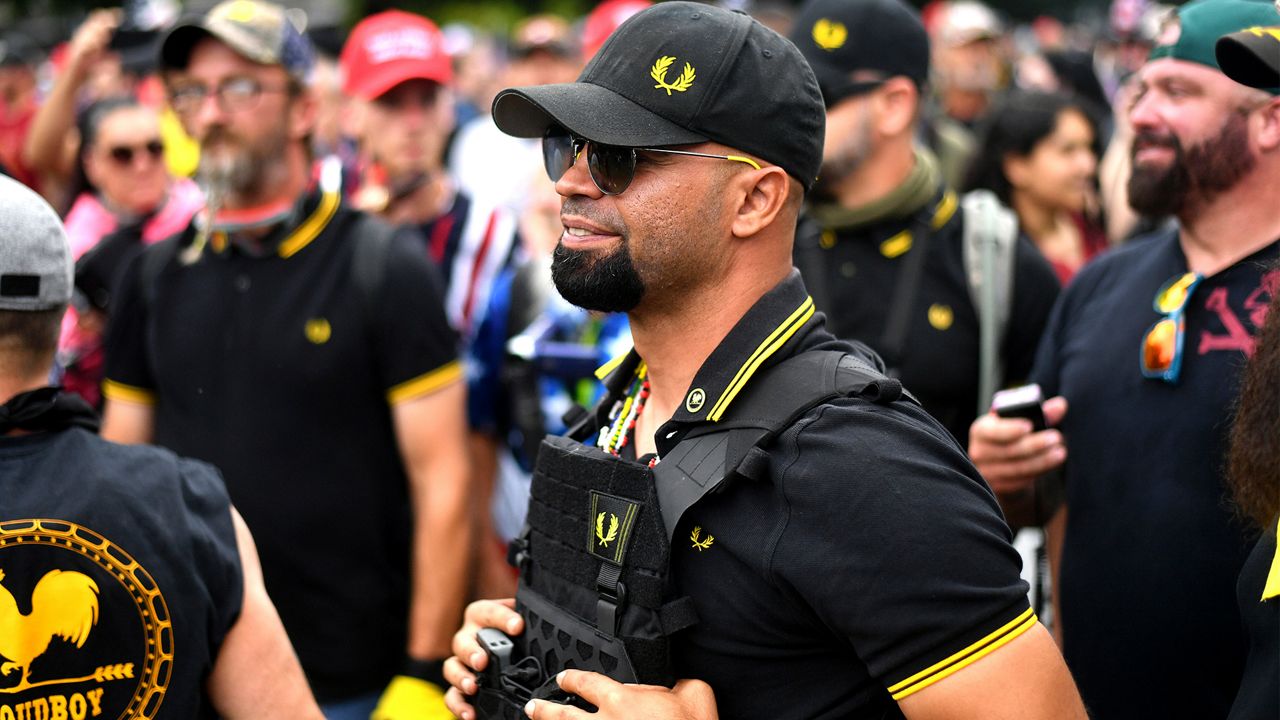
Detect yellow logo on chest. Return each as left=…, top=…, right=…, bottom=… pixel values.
left=304, top=318, right=332, bottom=345
left=690, top=526, right=715, bottom=551
left=928, top=304, right=954, bottom=330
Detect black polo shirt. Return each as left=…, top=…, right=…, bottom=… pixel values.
left=801, top=188, right=1060, bottom=442
left=600, top=270, right=1032, bottom=718
left=103, top=188, right=460, bottom=701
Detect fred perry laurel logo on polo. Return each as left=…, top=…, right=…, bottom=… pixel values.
left=304, top=318, right=332, bottom=345
left=685, top=388, right=706, bottom=413
left=588, top=492, right=640, bottom=565
left=812, top=19, right=847, bottom=50
left=650, top=56, right=696, bottom=96
left=690, top=526, right=715, bottom=552
left=0, top=519, right=172, bottom=719
left=928, top=304, right=954, bottom=331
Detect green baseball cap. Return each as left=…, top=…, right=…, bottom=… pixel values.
left=1149, top=0, right=1280, bottom=90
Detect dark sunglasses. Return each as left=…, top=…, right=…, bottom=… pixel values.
left=107, top=140, right=164, bottom=166
left=542, top=128, right=761, bottom=195
left=1140, top=271, right=1203, bottom=383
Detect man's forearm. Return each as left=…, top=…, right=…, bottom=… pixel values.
left=407, top=462, right=474, bottom=660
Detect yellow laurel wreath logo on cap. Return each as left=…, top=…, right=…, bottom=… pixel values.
left=813, top=19, right=847, bottom=50
left=651, top=56, right=696, bottom=95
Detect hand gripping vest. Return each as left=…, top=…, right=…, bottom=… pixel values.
left=473, top=351, right=914, bottom=718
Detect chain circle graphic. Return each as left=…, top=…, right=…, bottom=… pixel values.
left=0, top=519, right=171, bottom=719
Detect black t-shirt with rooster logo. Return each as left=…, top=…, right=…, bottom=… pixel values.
left=0, top=426, right=241, bottom=719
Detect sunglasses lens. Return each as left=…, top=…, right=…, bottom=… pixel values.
left=1142, top=318, right=1178, bottom=373
left=542, top=132, right=576, bottom=182
left=109, top=147, right=133, bottom=164
left=146, top=140, right=164, bottom=158
left=587, top=143, right=635, bottom=195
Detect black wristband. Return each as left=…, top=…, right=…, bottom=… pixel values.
left=402, top=657, right=447, bottom=688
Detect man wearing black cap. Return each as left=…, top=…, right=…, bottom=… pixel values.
left=0, top=174, right=321, bottom=718
left=99, top=1, right=472, bottom=716
left=970, top=0, right=1280, bottom=716
left=787, top=0, right=1059, bottom=456
left=441, top=4, right=1084, bottom=719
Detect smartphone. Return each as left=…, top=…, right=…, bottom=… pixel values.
left=991, top=383, right=1046, bottom=431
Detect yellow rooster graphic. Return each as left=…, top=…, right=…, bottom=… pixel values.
left=0, top=569, right=100, bottom=692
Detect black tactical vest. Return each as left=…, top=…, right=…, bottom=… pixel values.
left=473, top=352, right=914, bottom=718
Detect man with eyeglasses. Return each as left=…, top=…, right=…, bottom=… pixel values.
left=99, top=2, right=472, bottom=718
left=969, top=0, right=1280, bottom=717
left=440, top=4, right=1084, bottom=719
left=787, top=0, right=1060, bottom=456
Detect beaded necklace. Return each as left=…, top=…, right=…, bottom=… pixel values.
left=596, top=363, right=663, bottom=468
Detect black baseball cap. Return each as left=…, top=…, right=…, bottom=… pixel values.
left=789, top=0, right=930, bottom=107
left=491, top=2, right=825, bottom=190
left=1216, top=25, right=1280, bottom=92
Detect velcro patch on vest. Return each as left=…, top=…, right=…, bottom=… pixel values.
left=588, top=491, right=640, bottom=565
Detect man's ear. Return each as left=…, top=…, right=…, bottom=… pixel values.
left=730, top=165, right=791, bottom=239
left=1255, top=97, right=1280, bottom=153
left=873, top=77, right=919, bottom=139
left=289, top=87, right=320, bottom=142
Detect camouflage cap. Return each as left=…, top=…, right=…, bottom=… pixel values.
left=159, top=0, right=314, bottom=81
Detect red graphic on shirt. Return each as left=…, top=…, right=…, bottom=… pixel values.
left=1197, top=270, right=1279, bottom=357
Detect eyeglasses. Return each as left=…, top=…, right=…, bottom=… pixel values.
left=542, top=128, right=761, bottom=196
left=106, top=140, right=164, bottom=166
left=1140, top=271, right=1203, bottom=383
left=168, top=77, right=293, bottom=115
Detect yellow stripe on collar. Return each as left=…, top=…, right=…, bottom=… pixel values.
left=278, top=190, right=340, bottom=259
left=1262, top=515, right=1280, bottom=601
left=706, top=296, right=815, bottom=422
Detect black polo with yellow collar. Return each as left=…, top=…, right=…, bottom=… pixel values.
left=801, top=187, right=1060, bottom=443
left=102, top=187, right=460, bottom=701
left=595, top=270, right=1032, bottom=717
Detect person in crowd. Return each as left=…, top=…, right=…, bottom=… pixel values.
left=969, top=1, right=1280, bottom=717
left=1216, top=17, right=1280, bottom=720
left=340, top=9, right=524, bottom=613
left=0, top=172, right=322, bottom=719
left=0, top=36, right=40, bottom=192
left=929, top=0, right=1006, bottom=128
left=23, top=9, right=128, bottom=210
left=58, top=96, right=202, bottom=407
left=98, top=2, right=472, bottom=717
left=340, top=9, right=520, bottom=339
left=442, top=4, right=1085, bottom=718
left=962, top=90, right=1107, bottom=285
left=789, top=0, right=1060, bottom=447
left=448, top=15, right=581, bottom=217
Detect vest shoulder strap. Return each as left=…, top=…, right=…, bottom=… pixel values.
left=652, top=350, right=915, bottom=539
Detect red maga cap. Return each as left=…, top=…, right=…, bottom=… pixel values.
left=340, top=10, right=452, bottom=100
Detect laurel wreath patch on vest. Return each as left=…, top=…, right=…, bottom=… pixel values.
left=588, top=492, right=641, bottom=565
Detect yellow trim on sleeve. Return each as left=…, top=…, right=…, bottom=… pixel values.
left=101, top=379, right=157, bottom=406
left=278, top=190, right=340, bottom=259
left=706, top=296, right=815, bottom=422
left=386, top=361, right=464, bottom=405
left=888, top=608, right=1037, bottom=700
left=1262, top=516, right=1280, bottom=601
